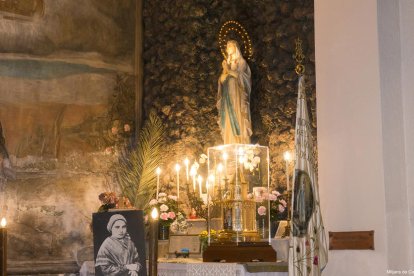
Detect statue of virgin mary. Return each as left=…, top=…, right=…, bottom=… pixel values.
left=217, top=40, right=252, bottom=145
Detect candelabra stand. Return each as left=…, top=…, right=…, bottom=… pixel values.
left=282, top=190, right=291, bottom=238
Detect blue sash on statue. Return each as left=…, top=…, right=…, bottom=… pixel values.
left=220, top=78, right=240, bottom=135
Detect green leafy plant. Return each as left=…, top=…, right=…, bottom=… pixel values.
left=116, top=112, right=165, bottom=210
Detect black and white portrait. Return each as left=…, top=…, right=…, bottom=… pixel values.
left=93, top=210, right=147, bottom=276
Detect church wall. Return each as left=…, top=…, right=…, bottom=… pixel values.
left=400, top=0, right=414, bottom=267
left=0, top=0, right=136, bottom=263
left=378, top=0, right=411, bottom=270
left=142, top=0, right=316, bottom=191
left=315, top=0, right=388, bottom=275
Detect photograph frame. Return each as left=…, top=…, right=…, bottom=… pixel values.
left=92, top=209, right=147, bottom=276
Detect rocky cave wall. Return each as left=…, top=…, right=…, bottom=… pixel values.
left=143, top=0, right=316, bottom=189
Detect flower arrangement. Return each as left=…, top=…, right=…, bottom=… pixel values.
left=148, top=193, right=185, bottom=226
left=248, top=189, right=287, bottom=221
left=199, top=229, right=218, bottom=252
left=170, top=212, right=189, bottom=234
left=269, top=190, right=287, bottom=221
left=97, top=192, right=133, bottom=212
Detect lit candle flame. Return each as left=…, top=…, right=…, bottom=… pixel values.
left=0, top=217, right=6, bottom=228
left=283, top=151, right=291, bottom=162
left=151, top=208, right=159, bottom=220
left=175, top=163, right=181, bottom=172
left=217, top=163, right=223, bottom=172
left=156, top=167, right=161, bottom=175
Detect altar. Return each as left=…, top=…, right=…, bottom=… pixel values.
left=157, top=259, right=288, bottom=276
left=79, top=237, right=289, bottom=276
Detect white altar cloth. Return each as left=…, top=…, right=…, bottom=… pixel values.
left=158, top=258, right=288, bottom=276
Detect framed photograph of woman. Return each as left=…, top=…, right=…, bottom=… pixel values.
left=92, top=210, right=147, bottom=276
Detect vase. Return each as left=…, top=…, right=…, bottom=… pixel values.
left=158, top=224, right=170, bottom=240
left=270, top=221, right=279, bottom=238
left=256, top=216, right=268, bottom=239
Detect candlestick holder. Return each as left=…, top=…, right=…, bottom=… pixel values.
left=149, top=209, right=159, bottom=276
left=0, top=219, right=6, bottom=276
left=282, top=190, right=292, bottom=238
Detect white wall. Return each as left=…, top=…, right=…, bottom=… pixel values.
left=400, top=0, right=414, bottom=267
left=378, top=0, right=412, bottom=270
left=315, top=0, right=414, bottom=274
left=315, top=0, right=388, bottom=275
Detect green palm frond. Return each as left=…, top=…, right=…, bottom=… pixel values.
left=116, top=112, right=164, bottom=210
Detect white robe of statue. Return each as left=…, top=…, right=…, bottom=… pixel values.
left=217, top=40, right=252, bottom=145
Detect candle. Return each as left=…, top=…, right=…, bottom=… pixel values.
left=184, top=158, right=189, bottom=182
left=208, top=174, right=215, bottom=197
left=149, top=208, right=158, bottom=276
left=222, top=152, right=228, bottom=177
left=0, top=217, right=7, bottom=276
left=190, top=166, right=196, bottom=192
left=217, top=163, right=223, bottom=191
left=206, top=180, right=210, bottom=204
left=197, top=175, right=203, bottom=196
left=175, top=164, right=181, bottom=199
left=156, top=167, right=161, bottom=200
left=283, top=151, right=291, bottom=191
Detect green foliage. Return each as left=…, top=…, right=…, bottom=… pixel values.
left=116, top=112, right=165, bottom=209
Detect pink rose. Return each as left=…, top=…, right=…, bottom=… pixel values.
left=272, top=190, right=281, bottom=196
left=268, top=194, right=277, bottom=201
left=257, top=206, right=266, bottom=216
left=160, top=212, right=169, bottom=220
left=280, top=199, right=287, bottom=207
left=168, top=212, right=176, bottom=219
left=111, top=127, right=118, bottom=135
left=124, top=124, right=131, bottom=132
left=278, top=204, right=285, bottom=213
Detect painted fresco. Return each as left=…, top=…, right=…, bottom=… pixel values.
left=0, top=0, right=136, bottom=261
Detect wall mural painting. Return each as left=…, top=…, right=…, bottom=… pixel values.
left=0, top=0, right=136, bottom=260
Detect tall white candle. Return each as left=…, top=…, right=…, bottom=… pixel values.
left=156, top=167, right=161, bottom=200
left=283, top=151, right=291, bottom=191
left=197, top=175, right=203, bottom=196
left=184, top=158, right=189, bottom=182
left=190, top=166, right=196, bottom=192
left=175, top=163, right=181, bottom=199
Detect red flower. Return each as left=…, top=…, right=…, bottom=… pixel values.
left=313, top=256, right=319, bottom=265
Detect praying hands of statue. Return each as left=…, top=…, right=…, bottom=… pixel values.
left=220, top=60, right=229, bottom=84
